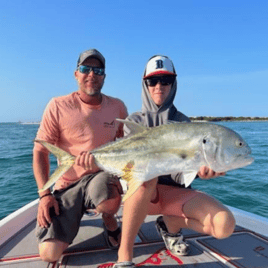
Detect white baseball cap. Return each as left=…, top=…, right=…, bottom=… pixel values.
left=144, top=56, right=176, bottom=79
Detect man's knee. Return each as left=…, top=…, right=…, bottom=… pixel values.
left=96, top=194, right=121, bottom=214
left=39, top=239, right=68, bottom=262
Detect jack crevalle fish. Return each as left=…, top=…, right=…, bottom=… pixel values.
left=36, top=119, right=254, bottom=201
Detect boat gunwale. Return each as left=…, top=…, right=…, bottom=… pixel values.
left=0, top=199, right=39, bottom=246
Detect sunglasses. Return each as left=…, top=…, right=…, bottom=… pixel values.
left=145, top=76, right=175, bottom=86
left=78, top=65, right=105, bottom=76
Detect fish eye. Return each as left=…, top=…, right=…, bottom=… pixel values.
left=236, top=140, right=244, bottom=147
left=203, top=139, right=207, bottom=144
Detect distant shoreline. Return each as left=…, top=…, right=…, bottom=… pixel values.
left=19, top=122, right=40, bottom=125
left=1, top=117, right=268, bottom=124
left=190, top=116, right=268, bottom=122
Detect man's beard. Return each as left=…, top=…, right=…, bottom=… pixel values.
left=85, top=88, right=101, bottom=96
left=83, top=83, right=103, bottom=96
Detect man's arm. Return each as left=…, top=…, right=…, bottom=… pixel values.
left=75, top=151, right=100, bottom=172
left=33, top=150, right=59, bottom=228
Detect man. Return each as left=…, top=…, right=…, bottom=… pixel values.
left=33, top=49, right=128, bottom=262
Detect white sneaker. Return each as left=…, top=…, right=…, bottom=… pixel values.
left=155, top=216, right=190, bottom=256
left=113, top=261, right=135, bottom=268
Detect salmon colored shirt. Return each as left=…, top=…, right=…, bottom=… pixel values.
left=34, top=91, right=128, bottom=190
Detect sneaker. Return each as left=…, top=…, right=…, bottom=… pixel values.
left=155, top=216, right=190, bottom=256
left=113, top=261, right=135, bottom=268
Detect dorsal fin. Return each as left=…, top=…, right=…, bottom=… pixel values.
left=167, top=120, right=187, bottom=124
left=116, top=118, right=148, bottom=135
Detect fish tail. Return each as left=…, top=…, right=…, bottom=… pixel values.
left=35, top=140, right=75, bottom=193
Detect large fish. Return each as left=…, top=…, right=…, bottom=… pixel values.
left=36, top=120, right=254, bottom=201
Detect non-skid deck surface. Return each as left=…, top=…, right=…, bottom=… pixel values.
left=0, top=207, right=267, bottom=267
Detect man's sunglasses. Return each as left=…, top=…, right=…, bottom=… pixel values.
left=145, top=76, right=175, bottom=86
left=78, top=65, right=105, bottom=76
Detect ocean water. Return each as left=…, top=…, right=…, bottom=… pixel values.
left=0, top=122, right=267, bottom=220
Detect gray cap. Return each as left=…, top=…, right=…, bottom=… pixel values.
left=77, top=49, right=105, bottom=68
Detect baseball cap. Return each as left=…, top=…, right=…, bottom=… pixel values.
left=144, top=55, right=176, bottom=79
left=77, top=49, right=105, bottom=68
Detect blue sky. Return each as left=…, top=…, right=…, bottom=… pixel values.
left=1, top=0, right=267, bottom=122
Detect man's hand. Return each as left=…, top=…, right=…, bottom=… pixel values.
left=37, top=195, right=59, bottom=228
left=198, top=166, right=225, bottom=180
left=75, top=151, right=100, bottom=173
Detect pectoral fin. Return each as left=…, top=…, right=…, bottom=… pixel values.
left=180, top=171, right=197, bottom=188
left=120, top=160, right=144, bottom=202
left=122, top=178, right=143, bottom=202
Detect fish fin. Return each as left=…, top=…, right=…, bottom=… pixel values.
left=35, top=140, right=75, bottom=193
left=122, top=178, right=143, bottom=202
left=116, top=118, right=148, bottom=135
left=167, top=120, right=188, bottom=124
left=180, top=171, right=197, bottom=187
left=119, top=160, right=144, bottom=202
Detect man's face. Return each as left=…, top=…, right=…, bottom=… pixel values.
left=74, top=58, right=105, bottom=96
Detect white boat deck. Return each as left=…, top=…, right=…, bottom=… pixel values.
left=0, top=200, right=268, bottom=267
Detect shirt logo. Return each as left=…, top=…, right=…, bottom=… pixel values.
left=104, top=120, right=115, bottom=128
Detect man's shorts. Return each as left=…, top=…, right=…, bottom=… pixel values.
left=36, top=171, right=122, bottom=244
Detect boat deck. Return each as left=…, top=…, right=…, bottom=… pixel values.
left=0, top=203, right=268, bottom=267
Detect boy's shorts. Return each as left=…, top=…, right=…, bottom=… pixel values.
left=36, top=171, right=122, bottom=244
left=148, top=184, right=201, bottom=217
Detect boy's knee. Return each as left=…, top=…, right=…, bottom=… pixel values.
left=213, top=211, right=236, bottom=239
left=143, top=178, right=158, bottom=189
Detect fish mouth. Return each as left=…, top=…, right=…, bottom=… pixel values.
left=219, top=152, right=254, bottom=173
left=235, top=154, right=254, bottom=168
left=245, top=155, right=254, bottom=165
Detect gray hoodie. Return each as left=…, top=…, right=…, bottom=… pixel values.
left=124, top=56, right=191, bottom=187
